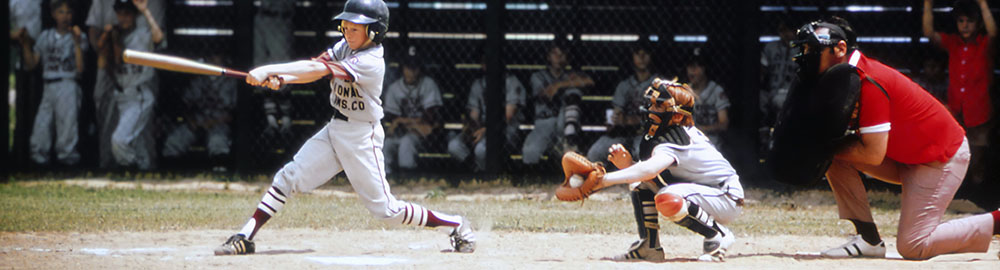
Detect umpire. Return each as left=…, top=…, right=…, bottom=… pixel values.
left=774, top=17, right=1000, bottom=260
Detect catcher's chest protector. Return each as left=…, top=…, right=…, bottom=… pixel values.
left=639, top=125, right=690, bottom=187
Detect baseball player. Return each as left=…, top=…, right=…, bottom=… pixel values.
left=587, top=78, right=744, bottom=262
left=522, top=43, right=594, bottom=165
left=586, top=44, right=661, bottom=166
left=162, top=52, right=238, bottom=168
left=686, top=48, right=730, bottom=151
left=20, top=0, right=87, bottom=166
left=448, top=52, right=527, bottom=172
left=109, top=0, right=164, bottom=170
left=382, top=51, right=444, bottom=174
left=214, top=0, right=476, bottom=255
left=792, top=18, right=1000, bottom=260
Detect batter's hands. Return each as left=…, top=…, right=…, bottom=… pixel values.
left=607, top=143, right=634, bottom=169
left=247, top=68, right=283, bottom=90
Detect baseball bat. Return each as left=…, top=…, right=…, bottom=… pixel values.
left=122, top=49, right=248, bottom=78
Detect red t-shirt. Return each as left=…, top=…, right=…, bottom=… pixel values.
left=940, top=33, right=993, bottom=127
left=851, top=51, right=965, bottom=164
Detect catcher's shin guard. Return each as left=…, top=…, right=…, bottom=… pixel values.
left=630, top=188, right=660, bottom=248
left=668, top=198, right=722, bottom=239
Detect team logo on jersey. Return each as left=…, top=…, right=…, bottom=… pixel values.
left=333, top=83, right=366, bottom=111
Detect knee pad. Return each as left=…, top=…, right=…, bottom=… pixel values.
left=655, top=192, right=688, bottom=222
left=263, top=99, right=278, bottom=114
left=563, top=104, right=581, bottom=124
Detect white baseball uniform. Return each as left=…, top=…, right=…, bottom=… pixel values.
left=447, top=74, right=526, bottom=171
left=382, top=75, right=443, bottom=171
left=111, top=27, right=157, bottom=169
left=29, top=29, right=87, bottom=165
left=622, top=126, right=743, bottom=224
left=237, top=40, right=466, bottom=241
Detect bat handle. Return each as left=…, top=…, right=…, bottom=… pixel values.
left=222, top=69, right=249, bottom=78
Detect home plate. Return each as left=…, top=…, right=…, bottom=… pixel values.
left=305, top=256, right=409, bottom=266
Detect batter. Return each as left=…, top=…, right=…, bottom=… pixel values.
left=214, top=0, right=476, bottom=255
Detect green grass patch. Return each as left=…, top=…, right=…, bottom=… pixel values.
left=0, top=181, right=961, bottom=237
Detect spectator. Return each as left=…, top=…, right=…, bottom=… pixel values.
left=448, top=53, right=527, bottom=172
left=86, top=0, right=121, bottom=169
left=522, top=42, right=594, bottom=166
left=586, top=44, right=661, bottom=166
left=255, top=0, right=295, bottom=138
left=20, top=0, right=87, bottom=166
left=9, top=0, right=42, bottom=71
left=912, top=55, right=949, bottom=103
left=109, top=0, right=164, bottom=170
left=383, top=49, right=444, bottom=174
left=922, top=0, right=996, bottom=184
left=162, top=52, right=238, bottom=172
left=687, top=48, right=730, bottom=150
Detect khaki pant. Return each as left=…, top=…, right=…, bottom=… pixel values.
left=826, top=138, right=994, bottom=260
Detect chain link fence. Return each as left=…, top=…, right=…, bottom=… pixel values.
left=7, top=1, right=999, bottom=198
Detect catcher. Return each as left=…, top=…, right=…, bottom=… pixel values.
left=557, top=78, right=744, bottom=262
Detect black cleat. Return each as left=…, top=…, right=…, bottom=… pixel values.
left=214, top=234, right=255, bottom=255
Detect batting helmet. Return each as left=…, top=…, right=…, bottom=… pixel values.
left=333, top=0, right=390, bottom=44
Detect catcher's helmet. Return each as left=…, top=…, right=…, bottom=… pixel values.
left=640, top=78, right=696, bottom=138
left=334, top=0, right=390, bottom=44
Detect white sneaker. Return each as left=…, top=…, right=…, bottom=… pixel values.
left=821, top=235, right=885, bottom=258
left=700, top=223, right=734, bottom=262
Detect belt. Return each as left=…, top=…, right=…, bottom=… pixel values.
left=44, top=78, right=72, bottom=84
left=333, top=110, right=349, bottom=121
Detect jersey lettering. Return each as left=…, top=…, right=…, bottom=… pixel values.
left=333, top=83, right=366, bottom=111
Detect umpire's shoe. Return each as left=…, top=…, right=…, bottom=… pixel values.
left=214, top=234, right=255, bottom=255
left=450, top=217, right=476, bottom=253
left=700, top=223, right=734, bottom=262
left=603, top=238, right=665, bottom=262
left=820, top=235, right=885, bottom=258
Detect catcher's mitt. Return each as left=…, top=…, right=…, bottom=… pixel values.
left=555, top=152, right=607, bottom=201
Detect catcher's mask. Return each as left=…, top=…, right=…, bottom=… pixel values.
left=641, top=78, right=695, bottom=139
left=791, top=21, right=847, bottom=76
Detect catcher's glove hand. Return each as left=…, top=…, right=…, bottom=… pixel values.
left=555, top=152, right=607, bottom=201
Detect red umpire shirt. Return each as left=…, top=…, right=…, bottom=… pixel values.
left=849, top=50, right=966, bottom=165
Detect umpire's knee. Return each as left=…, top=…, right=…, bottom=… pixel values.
left=895, top=237, right=933, bottom=260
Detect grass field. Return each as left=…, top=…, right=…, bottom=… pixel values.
left=0, top=179, right=914, bottom=235
left=1, top=179, right=997, bottom=269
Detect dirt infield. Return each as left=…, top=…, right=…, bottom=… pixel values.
left=2, top=228, right=997, bottom=269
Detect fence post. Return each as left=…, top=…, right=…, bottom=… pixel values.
left=232, top=0, right=256, bottom=176
left=484, top=1, right=506, bottom=175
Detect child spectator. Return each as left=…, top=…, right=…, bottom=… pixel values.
left=19, top=0, right=87, bottom=166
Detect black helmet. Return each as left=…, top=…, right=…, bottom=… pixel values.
left=113, top=0, right=138, bottom=14
left=333, top=0, right=390, bottom=44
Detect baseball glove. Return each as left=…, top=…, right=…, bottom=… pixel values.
left=555, top=152, right=607, bottom=201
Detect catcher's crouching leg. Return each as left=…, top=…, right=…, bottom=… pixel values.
left=655, top=192, right=734, bottom=261
left=605, top=182, right=664, bottom=262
